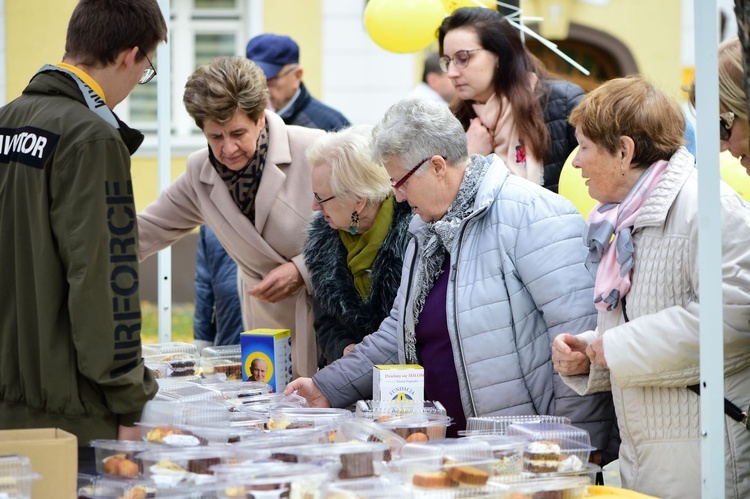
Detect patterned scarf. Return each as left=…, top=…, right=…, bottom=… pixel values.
left=404, top=154, right=491, bottom=363
left=208, top=123, right=270, bottom=224
left=584, top=160, right=668, bottom=312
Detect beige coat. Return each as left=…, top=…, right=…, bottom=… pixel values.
left=138, top=111, right=325, bottom=377
left=563, top=148, right=750, bottom=499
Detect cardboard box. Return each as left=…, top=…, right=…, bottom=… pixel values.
left=241, top=329, right=292, bottom=392
left=373, top=364, right=425, bottom=403
left=0, top=428, right=77, bottom=499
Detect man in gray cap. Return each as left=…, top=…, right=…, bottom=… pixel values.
left=246, top=33, right=350, bottom=132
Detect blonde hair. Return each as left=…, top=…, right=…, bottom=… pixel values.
left=569, top=75, right=684, bottom=167
left=183, top=56, right=269, bottom=129
left=689, top=36, right=747, bottom=120
left=306, top=125, right=393, bottom=205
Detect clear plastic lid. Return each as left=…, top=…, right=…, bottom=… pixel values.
left=464, top=414, right=571, bottom=435
left=268, top=407, right=353, bottom=430
left=399, top=438, right=494, bottom=463
left=374, top=414, right=452, bottom=442
left=140, top=400, right=230, bottom=426
left=156, top=384, right=224, bottom=404
left=495, top=474, right=591, bottom=497
left=0, top=454, right=38, bottom=499
left=355, top=400, right=446, bottom=420
left=461, top=434, right=527, bottom=477
left=199, top=358, right=243, bottom=381
left=203, top=381, right=271, bottom=400
left=201, top=344, right=241, bottom=359
left=506, top=422, right=594, bottom=475
left=335, top=419, right=406, bottom=461
left=285, top=442, right=389, bottom=480
left=143, top=341, right=199, bottom=359
left=145, top=360, right=171, bottom=380
left=233, top=429, right=334, bottom=461
left=89, top=440, right=157, bottom=479
left=137, top=446, right=236, bottom=479
left=321, top=477, right=413, bottom=498
left=75, top=475, right=132, bottom=499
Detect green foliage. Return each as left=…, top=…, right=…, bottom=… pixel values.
left=140, top=301, right=195, bottom=344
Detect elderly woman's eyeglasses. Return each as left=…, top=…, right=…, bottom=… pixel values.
left=138, top=48, right=156, bottom=85
left=314, top=192, right=336, bottom=205
left=390, top=156, right=434, bottom=193
left=720, top=111, right=736, bottom=141
left=439, top=49, right=483, bottom=72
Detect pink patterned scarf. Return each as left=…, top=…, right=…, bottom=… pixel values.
left=584, top=160, right=669, bottom=312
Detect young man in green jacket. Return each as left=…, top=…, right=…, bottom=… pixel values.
left=0, top=0, right=167, bottom=445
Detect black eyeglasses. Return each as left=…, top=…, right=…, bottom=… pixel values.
left=439, top=49, right=484, bottom=72
left=720, top=111, right=736, bottom=141
left=138, top=48, right=156, bottom=85
left=390, top=156, right=432, bottom=193
left=314, top=192, right=336, bottom=205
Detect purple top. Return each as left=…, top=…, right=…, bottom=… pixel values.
left=415, top=258, right=466, bottom=437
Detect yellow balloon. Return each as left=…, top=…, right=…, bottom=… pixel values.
left=719, top=150, right=750, bottom=201
left=558, top=146, right=597, bottom=218
left=558, top=147, right=750, bottom=219
left=365, top=0, right=446, bottom=54
left=442, top=0, right=497, bottom=13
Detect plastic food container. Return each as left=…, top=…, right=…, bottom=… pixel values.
left=374, top=414, right=452, bottom=442
left=321, top=477, right=413, bottom=498
left=355, top=400, right=446, bottom=420
left=156, top=384, right=224, bottom=404
left=464, top=415, right=571, bottom=436
left=335, top=419, right=406, bottom=461
left=287, top=442, right=389, bottom=480
left=140, top=400, right=231, bottom=426
left=494, top=474, right=591, bottom=498
left=138, top=446, right=235, bottom=487
left=200, top=345, right=243, bottom=381
left=463, top=434, right=526, bottom=476
left=233, top=429, right=334, bottom=462
left=210, top=462, right=331, bottom=499
left=393, top=438, right=499, bottom=491
left=203, top=381, right=272, bottom=403
left=89, top=439, right=157, bottom=478
left=505, top=422, right=594, bottom=474
left=268, top=407, right=353, bottom=431
left=0, top=454, right=39, bottom=499
left=143, top=342, right=199, bottom=378
left=145, top=360, right=171, bottom=380
left=228, top=406, right=268, bottom=430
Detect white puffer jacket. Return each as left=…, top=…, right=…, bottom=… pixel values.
left=563, top=147, right=750, bottom=499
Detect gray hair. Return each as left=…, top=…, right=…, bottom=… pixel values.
left=372, top=97, right=468, bottom=177
left=306, top=125, right=393, bottom=205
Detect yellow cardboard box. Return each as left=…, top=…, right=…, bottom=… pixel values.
left=0, top=428, right=77, bottom=498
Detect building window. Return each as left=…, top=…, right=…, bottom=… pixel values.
left=123, top=0, right=256, bottom=151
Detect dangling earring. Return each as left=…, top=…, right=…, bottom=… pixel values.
left=349, top=211, right=360, bottom=235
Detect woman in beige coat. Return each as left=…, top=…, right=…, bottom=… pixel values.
left=138, top=56, right=324, bottom=377
left=553, top=76, right=750, bottom=499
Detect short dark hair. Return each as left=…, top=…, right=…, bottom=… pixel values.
left=64, top=0, right=168, bottom=67
left=422, top=52, right=442, bottom=83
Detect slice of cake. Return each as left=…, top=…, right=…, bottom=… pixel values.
left=523, top=441, right=561, bottom=473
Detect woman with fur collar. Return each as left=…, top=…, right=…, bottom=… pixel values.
left=305, top=126, right=412, bottom=367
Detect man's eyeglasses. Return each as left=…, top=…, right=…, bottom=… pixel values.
left=720, top=111, right=736, bottom=141
left=267, top=65, right=298, bottom=87
left=439, top=49, right=484, bottom=72
left=138, top=48, right=156, bottom=85
left=314, top=192, right=336, bottom=205
left=390, top=156, right=432, bottom=192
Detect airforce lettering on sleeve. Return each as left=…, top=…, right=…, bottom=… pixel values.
left=0, top=126, right=59, bottom=169
left=107, top=180, right=141, bottom=378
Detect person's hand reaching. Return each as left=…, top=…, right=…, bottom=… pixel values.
left=284, top=377, right=332, bottom=408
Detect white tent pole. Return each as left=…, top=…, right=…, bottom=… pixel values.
left=694, top=0, right=725, bottom=497
left=157, top=0, right=172, bottom=343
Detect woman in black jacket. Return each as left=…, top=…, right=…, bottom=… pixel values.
left=305, top=125, right=412, bottom=367
left=438, top=7, right=582, bottom=192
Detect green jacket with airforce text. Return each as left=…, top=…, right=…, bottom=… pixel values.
left=0, top=66, right=156, bottom=443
